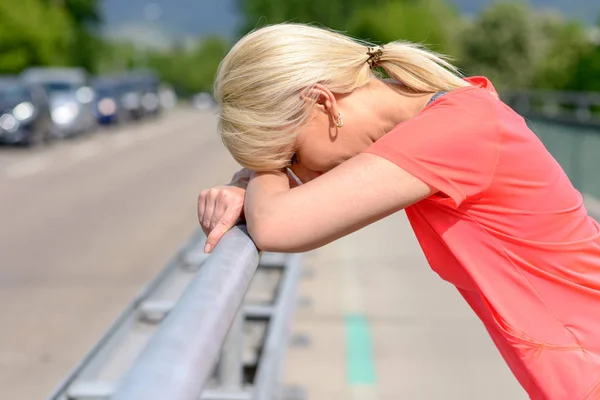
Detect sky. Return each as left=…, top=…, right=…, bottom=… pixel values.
left=102, top=0, right=241, bottom=40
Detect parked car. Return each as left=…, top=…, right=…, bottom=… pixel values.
left=117, top=78, right=145, bottom=121
left=118, top=70, right=162, bottom=119
left=139, top=77, right=162, bottom=118
left=91, top=77, right=130, bottom=125
left=0, top=77, right=54, bottom=147
left=21, top=67, right=97, bottom=138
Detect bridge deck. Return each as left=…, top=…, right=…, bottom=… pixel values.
left=284, top=213, right=528, bottom=399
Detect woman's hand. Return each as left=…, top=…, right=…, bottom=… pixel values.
left=198, top=167, right=303, bottom=253
left=198, top=169, right=251, bottom=253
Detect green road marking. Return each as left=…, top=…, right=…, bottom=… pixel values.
left=345, top=314, right=376, bottom=385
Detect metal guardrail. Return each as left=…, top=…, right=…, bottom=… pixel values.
left=47, top=226, right=304, bottom=400
left=502, top=90, right=600, bottom=127
left=111, top=226, right=259, bottom=400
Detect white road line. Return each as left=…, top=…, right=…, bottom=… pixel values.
left=5, top=157, right=49, bottom=179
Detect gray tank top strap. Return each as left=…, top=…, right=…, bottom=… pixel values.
left=427, top=91, right=447, bottom=105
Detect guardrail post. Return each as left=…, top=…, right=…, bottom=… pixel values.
left=253, top=254, right=302, bottom=400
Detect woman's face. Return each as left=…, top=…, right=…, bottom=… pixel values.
left=289, top=101, right=373, bottom=183
left=283, top=80, right=431, bottom=183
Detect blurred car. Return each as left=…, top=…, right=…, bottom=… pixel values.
left=91, top=77, right=130, bottom=125
left=0, top=77, right=54, bottom=147
left=21, top=67, right=97, bottom=138
left=118, top=78, right=145, bottom=121
left=140, top=80, right=161, bottom=117
left=118, top=70, right=162, bottom=119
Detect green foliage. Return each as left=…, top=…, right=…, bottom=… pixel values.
left=459, top=1, right=539, bottom=89
left=237, top=0, right=387, bottom=35
left=458, top=1, right=596, bottom=91
left=58, top=0, right=103, bottom=72
left=0, top=0, right=102, bottom=74
left=53, top=0, right=101, bottom=25
left=346, top=0, right=463, bottom=55
left=0, top=0, right=73, bottom=73
left=146, top=37, right=231, bottom=96
left=568, top=45, right=600, bottom=91
left=95, top=41, right=142, bottom=73
left=531, top=18, right=592, bottom=89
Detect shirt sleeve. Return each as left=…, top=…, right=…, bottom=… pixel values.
left=364, top=89, right=501, bottom=208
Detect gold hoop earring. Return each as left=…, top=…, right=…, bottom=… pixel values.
left=334, top=112, right=344, bottom=128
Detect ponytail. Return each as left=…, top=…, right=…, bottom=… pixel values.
left=375, top=42, right=470, bottom=92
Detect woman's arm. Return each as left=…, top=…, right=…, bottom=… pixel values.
left=245, top=153, right=435, bottom=252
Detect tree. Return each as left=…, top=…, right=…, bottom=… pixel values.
left=146, top=37, right=231, bottom=96
left=569, top=15, right=600, bottom=91
left=95, top=40, right=144, bottom=74
left=0, top=0, right=73, bottom=73
left=531, top=15, right=592, bottom=90
left=459, top=1, right=539, bottom=89
left=237, top=0, right=387, bottom=36
left=0, top=0, right=104, bottom=74
left=568, top=44, right=600, bottom=92
left=346, top=0, right=463, bottom=56
left=51, top=0, right=101, bottom=25
left=53, top=0, right=103, bottom=72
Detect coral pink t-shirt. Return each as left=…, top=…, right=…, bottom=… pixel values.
left=365, top=77, right=600, bottom=399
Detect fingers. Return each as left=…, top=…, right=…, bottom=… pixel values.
left=209, top=199, right=226, bottom=232
left=198, top=189, right=217, bottom=235
left=198, top=185, right=246, bottom=253
left=204, top=204, right=243, bottom=253
left=198, top=190, right=207, bottom=229
left=203, top=190, right=217, bottom=235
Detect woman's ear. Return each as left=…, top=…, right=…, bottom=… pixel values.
left=301, top=83, right=339, bottom=120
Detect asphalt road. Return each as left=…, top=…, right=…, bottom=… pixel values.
left=0, top=108, right=239, bottom=399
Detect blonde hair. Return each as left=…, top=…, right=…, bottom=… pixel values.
left=214, top=23, right=469, bottom=171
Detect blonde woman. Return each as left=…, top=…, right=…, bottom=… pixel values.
left=197, top=23, right=600, bottom=399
